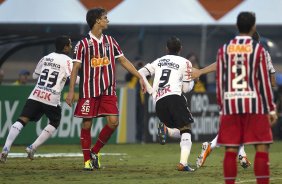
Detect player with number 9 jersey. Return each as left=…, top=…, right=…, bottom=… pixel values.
left=142, top=55, right=192, bottom=102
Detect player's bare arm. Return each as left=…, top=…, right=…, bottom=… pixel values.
left=66, top=61, right=81, bottom=106
left=270, top=73, right=276, bottom=87
left=191, top=62, right=216, bottom=79
left=118, top=56, right=147, bottom=93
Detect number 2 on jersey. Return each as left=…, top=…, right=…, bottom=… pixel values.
left=232, top=64, right=247, bottom=89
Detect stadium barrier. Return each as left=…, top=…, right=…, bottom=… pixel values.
left=0, top=85, right=136, bottom=145
left=143, top=92, right=219, bottom=143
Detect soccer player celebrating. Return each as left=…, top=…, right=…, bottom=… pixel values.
left=65, top=8, right=146, bottom=171
left=139, top=36, right=195, bottom=171
left=0, top=36, right=74, bottom=162
left=216, top=12, right=277, bottom=184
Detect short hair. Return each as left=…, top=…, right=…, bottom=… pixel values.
left=167, top=36, right=181, bottom=54
left=55, top=35, right=70, bottom=52
left=86, top=8, right=106, bottom=29
left=237, top=12, right=256, bottom=34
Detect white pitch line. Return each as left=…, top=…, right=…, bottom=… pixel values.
left=215, top=177, right=282, bottom=184
left=8, top=152, right=127, bottom=158
left=235, top=178, right=282, bottom=184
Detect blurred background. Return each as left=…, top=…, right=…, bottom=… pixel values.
left=0, top=0, right=282, bottom=144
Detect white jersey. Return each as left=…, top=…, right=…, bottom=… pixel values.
left=28, top=52, right=72, bottom=106
left=143, top=55, right=192, bottom=102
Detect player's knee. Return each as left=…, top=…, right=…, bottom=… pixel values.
left=49, top=121, right=60, bottom=129
left=180, top=128, right=192, bottom=135
left=17, top=118, right=28, bottom=126
left=108, top=121, right=119, bottom=128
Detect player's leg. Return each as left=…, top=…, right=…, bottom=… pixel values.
left=167, top=127, right=180, bottom=138
left=177, top=125, right=194, bottom=172
left=210, top=134, right=218, bottom=149
left=244, top=114, right=272, bottom=183
left=81, top=118, right=93, bottom=170
left=238, top=145, right=251, bottom=169
left=90, top=115, right=118, bottom=169
left=254, top=144, right=270, bottom=184
left=196, top=135, right=217, bottom=168
left=217, top=114, right=241, bottom=184
left=90, top=95, right=119, bottom=169
left=26, top=105, right=62, bottom=160
left=157, top=122, right=180, bottom=145
left=1, top=99, right=41, bottom=163
left=224, top=147, right=239, bottom=184
left=73, top=98, right=95, bottom=170
left=0, top=118, right=28, bottom=163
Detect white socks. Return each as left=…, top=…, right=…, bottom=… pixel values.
left=3, top=121, right=24, bottom=152
left=238, top=145, right=246, bottom=157
left=167, top=127, right=181, bottom=139
left=179, top=133, right=192, bottom=166
left=210, top=135, right=219, bottom=149
left=30, top=124, right=56, bottom=150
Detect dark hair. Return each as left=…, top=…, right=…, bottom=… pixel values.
left=167, top=36, right=181, bottom=54
left=55, top=35, right=70, bottom=53
left=86, top=8, right=106, bottom=29
left=237, top=12, right=256, bottom=34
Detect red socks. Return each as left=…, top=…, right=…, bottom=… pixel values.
left=92, top=124, right=115, bottom=154
left=255, top=152, right=270, bottom=184
left=223, top=151, right=237, bottom=184
left=80, top=128, right=91, bottom=162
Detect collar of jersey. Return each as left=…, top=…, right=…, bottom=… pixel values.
left=88, top=31, right=104, bottom=43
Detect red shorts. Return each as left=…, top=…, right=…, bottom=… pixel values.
left=217, top=114, right=273, bottom=146
left=74, top=95, right=119, bottom=118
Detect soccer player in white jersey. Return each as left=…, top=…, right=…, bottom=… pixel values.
left=0, top=36, right=74, bottom=163
left=192, top=31, right=277, bottom=170
left=139, top=36, right=195, bottom=171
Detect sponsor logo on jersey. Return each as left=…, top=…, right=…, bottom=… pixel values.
left=32, top=89, right=51, bottom=101
left=227, top=44, right=253, bottom=54
left=224, top=91, right=256, bottom=99
left=90, top=56, right=110, bottom=67
left=157, top=59, right=179, bottom=69
left=156, top=85, right=171, bottom=99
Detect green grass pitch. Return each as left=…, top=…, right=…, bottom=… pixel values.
left=1, top=141, right=282, bottom=184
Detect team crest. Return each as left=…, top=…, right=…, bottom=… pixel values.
left=105, top=43, right=110, bottom=51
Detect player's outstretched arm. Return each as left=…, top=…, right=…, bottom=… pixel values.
left=138, top=67, right=153, bottom=94
left=192, top=62, right=216, bottom=79
left=118, top=56, right=147, bottom=93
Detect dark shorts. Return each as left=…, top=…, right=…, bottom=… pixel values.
left=156, top=94, right=194, bottom=129
left=20, top=99, right=62, bottom=124
left=74, top=95, right=119, bottom=118
left=217, top=114, right=273, bottom=146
